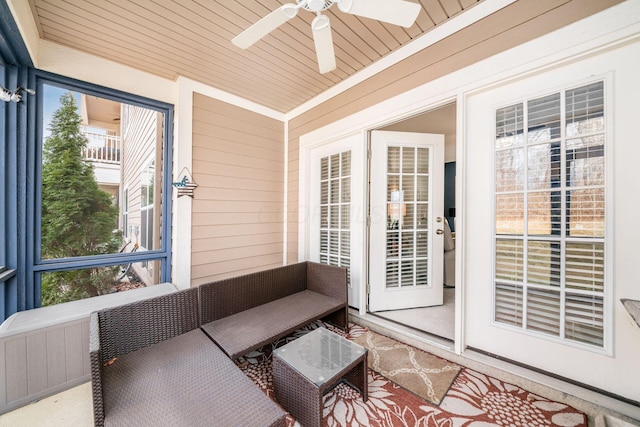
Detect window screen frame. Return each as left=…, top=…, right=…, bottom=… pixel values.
left=28, top=69, right=174, bottom=306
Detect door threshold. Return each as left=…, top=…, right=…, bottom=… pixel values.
left=368, top=311, right=454, bottom=343
left=349, top=308, right=454, bottom=353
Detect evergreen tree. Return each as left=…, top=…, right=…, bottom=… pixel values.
left=41, top=92, right=120, bottom=305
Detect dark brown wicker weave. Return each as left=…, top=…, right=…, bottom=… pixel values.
left=90, top=288, right=286, bottom=427
left=199, top=261, right=348, bottom=360
left=272, top=332, right=368, bottom=427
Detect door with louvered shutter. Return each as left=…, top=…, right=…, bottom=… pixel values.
left=307, top=135, right=364, bottom=309
left=369, top=131, right=445, bottom=312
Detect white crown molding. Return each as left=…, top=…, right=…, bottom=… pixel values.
left=177, top=77, right=285, bottom=122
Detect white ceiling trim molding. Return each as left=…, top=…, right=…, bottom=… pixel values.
left=286, top=0, right=518, bottom=120
left=179, top=76, right=285, bottom=122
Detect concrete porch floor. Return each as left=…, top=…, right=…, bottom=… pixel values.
left=0, top=382, right=93, bottom=427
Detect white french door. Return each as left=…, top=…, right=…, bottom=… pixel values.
left=369, top=131, right=445, bottom=312
left=307, top=134, right=364, bottom=308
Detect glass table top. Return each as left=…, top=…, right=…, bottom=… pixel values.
left=273, top=327, right=366, bottom=387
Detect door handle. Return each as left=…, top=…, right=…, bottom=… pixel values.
left=436, top=229, right=444, bottom=235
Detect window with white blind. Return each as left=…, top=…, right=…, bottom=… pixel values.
left=385, top=146, right=430, bottom=288
left=122, top=187, right=129, bottom=238
left=494, top=81, right=606, bottom=348
left=319, top=151, right=351, bottom=284
left=140, top=158, right=155, bottom=250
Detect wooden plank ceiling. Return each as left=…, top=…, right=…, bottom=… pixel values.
left=29, top=0, right=480, bottom=113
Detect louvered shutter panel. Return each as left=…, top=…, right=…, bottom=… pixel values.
left=319, top=151, right=351, bottom=285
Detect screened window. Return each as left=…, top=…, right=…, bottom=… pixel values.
left=494, top=81, right=606, bottom=348
left=319, top=151, right=351, bottom=284
left=36, top=79, right=170, bottom=306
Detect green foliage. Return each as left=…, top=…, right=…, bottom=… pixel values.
left=41, top=92, right=120, bottom=305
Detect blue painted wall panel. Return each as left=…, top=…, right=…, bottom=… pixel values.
left=0, top=0, right=34, bottom=322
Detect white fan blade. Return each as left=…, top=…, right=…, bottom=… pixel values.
left=232, top=4, right=299, bottom=49
left=337, top=0, right=421, bottom=28
left=312, top=15, right=336, bottom=74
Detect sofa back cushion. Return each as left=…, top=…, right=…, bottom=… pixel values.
left=96, top=287, right=199, bottom=363
left=199, top=263, right=308, bottom=324
left=306, top=262, right=348, bottom=301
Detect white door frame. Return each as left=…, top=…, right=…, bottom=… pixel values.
left=298, top=96, right=463, bottom=351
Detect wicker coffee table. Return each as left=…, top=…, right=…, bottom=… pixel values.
left=273, top=327, right=367, bottom=427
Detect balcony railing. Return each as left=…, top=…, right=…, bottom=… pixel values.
left=81, top=130, right=121, bottom=164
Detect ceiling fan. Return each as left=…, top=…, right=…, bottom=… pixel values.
left=232, top=0, right=422, bottom=74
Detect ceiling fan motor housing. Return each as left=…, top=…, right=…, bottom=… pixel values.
left=298, top=0, right=334, bottom=13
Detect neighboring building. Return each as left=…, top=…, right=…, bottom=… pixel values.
left=79, top=96, right=162, bottom=286
left=118, top=104, right=164, bottom=286
left=80, top=95, right=121, bottom=201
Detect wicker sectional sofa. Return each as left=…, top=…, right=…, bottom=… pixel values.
left=199, top=261, right=348, bottom=359
left=90, top=261, right=347, bottom=426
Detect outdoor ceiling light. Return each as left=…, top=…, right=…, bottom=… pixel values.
left=0, top=87, right=11, bottom=102
left=1, top=86, right=35, bottom=103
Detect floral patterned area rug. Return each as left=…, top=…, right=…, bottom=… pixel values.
left=236, top=321, right=588, bottom=427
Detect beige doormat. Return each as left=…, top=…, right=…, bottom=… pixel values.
left=353, top=330, right=461, bottom=406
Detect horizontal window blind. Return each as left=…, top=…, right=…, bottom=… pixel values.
left=566, top=242, right=604, bottom=292
left=495, top=282, right=523, bottom=326
left=565, top=293, right=604, bottom=346
left=319, top=151, right=351, bottom=285
left=527, top=288, right=561, bottom=336
left=385, top=146, right=430, bottom=289
left=494, top=81, right=606, bottom=348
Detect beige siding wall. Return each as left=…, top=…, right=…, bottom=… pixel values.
left=285, top=0, right=620, bottom=264
left=191, top=94, right=285, bottom=285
